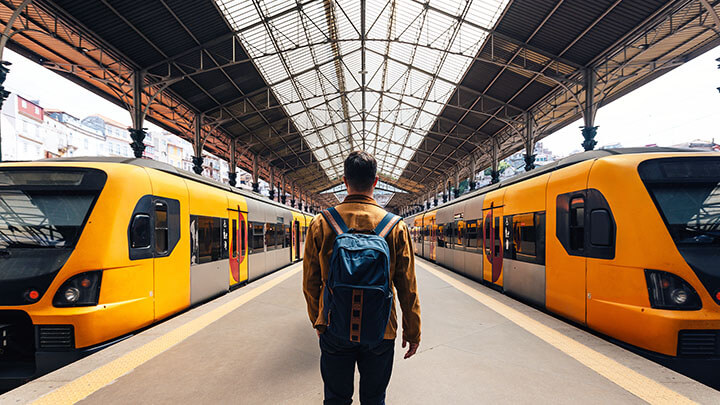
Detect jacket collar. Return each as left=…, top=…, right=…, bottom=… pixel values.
left=341, top=194, right=380, bottom=207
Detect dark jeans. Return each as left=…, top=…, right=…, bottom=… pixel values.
left=319, top=333, right=395, bottom=405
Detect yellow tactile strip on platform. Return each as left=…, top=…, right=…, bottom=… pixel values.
left=419, top=262, right=695, bottom=405
left=31, top=265, right=302, bottom=405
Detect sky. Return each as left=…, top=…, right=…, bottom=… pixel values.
left=540, top=47, right=720, bottom=156
left=2, top=45, right=719, bottom=161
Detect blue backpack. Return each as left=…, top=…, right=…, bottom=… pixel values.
left=321, top=207, right=402, bottom=344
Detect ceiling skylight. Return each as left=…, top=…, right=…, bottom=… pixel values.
left=216, top=0, right=510, bottom=181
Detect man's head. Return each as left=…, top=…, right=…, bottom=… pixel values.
left=343, top=151, right=378, bottom=195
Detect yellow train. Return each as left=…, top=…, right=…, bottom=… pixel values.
left=0, top=157, right=313, bottom=387
left=407, top=149, right=720, bottom=359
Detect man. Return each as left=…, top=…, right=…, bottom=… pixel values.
left=303, top=151, right=421, bottom=405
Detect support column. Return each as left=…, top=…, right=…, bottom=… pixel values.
left=269, top=167, right=275, bottom=200
left=443, top=179, right=448, bottom=203
left=524, top=112, right=536, bottom=171
left=469, top=159, right=477, bottom=190
left=130, top=71, right=147, bottom=159
left=228, top=138, right=237, bottom=187
left=426, top=192, right=431, bottom=210
left=434, top=184, right=439, bottom=207
left=192, top=115, right=204, bottom=175
left=490, top=140, right=500, bottom=184
left=252, top=154, right=260, bottom=193
left=454, top=171, right=460, bottom=198
left=298, top=193, right=303, bottom=211
left=582, top=68, right=598, bottom=151
left=290, top=182, right=296, bottom=208
left=281, top=176, right=287, bottom=204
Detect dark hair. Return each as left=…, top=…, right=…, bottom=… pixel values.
left=344, top=151, right=377, bottom=192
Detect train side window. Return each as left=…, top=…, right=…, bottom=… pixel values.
left=196, top=216, right=222, bottom=263
left=570, top=197, right=585, bottom=251
left=250, top=222, right=264, bottom=254
left=231, top=219, right=237, bottom=257
left=285, top=225, right=291, bottom=248
left=484, top=218, right=492, bottom=256
left=265, top=223, right=276, bottom=251
left=512, top=213, right=535, bottom=261
left=240, top=218, right=246, bottom=257
left=130, top=214, right=151, bottom=249
left=154, top=202, right=168, bottom=254
left=494, top=217, right=501, bottom=257
left=455, top=221, right=464, bottom=248
left=465, top=220, right=478, bottom=251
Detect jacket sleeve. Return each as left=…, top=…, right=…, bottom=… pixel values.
left=393, top=221, right=421, bottom=343
left=302, top=216, right=323, bottom=327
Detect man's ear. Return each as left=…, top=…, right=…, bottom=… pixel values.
left=343, top=176, right=349, bottom=189
left=373, top=176, right=378, bottom=188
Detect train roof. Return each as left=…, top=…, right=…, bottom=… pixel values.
left=32, top=156, right=313, bottom=216
left=407, top=147, right=697, bottom=219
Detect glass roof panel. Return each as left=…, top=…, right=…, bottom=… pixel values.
left=217, top=0, right=510, bottom=181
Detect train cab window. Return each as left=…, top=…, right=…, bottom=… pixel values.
left=154, top=202, right=168, bottom=254
left=130, top=214, right=151, bottom=249
left=250, top=222, right=265, bottom=254
left=570, top=197, right=585, bottom=251
left=590, top=209, right=612, bottom=246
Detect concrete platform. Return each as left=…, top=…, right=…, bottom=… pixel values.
left=2, top=258, right=718, bottom=404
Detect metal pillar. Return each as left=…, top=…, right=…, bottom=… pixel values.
left=524, top=112, right=536, bottom=171
left=269, top=167, right=275, bottom=200
left=130, top=71, right=147, bottom=159
left=469, top=159, right=477, bottom=190
left=454, top=171, right=460, bottom=198
left=442, top=180, right=448, bottom=203
left=434, top=184, right=439, bottom=206
left=290, top=183, right=296, bottom=208
left=490, top=140, right=500, bottom=184
left=228, top=139, right=237, bottom=187
left=252, top=154, right=260, bottom=193
left=581, top=68, right=598, bottom=151
left=426, top=192, right=431, bottom=210
left=281, top=176, right=286, bottom=204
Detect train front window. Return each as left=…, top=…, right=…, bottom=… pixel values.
left=0, top=168, right=106, bottom=249
left=647, top=183, right=720, bottom=246
left=640, top=158, right=720, bottom=247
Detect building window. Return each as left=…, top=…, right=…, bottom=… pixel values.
left=21, top=99, right=27, bottom=108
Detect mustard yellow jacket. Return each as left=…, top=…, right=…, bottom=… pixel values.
left=302, top=194, right=421, bottom=343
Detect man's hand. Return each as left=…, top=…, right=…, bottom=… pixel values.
left=402, top=339, right=419, bottom=359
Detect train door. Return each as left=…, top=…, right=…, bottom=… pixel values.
left=294, top=220, right=301, bottom=261
left=430, top=217, right=437, bottom=261
left=228, top=207, right=248, bottom=285
left=483, top=203, right=504, bottom=285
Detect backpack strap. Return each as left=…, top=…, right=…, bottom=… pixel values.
left=322, top=207, right=349, bottom=236
left=374, top=212, right=402, bottom=238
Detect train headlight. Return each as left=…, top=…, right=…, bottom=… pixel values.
left=645, top=270, right=701, bottom=310
left=670, top=289, right=688, bottom=305
left=63, top=287, right=81, bottom=303
left=53, top=271, right=102, bottom=307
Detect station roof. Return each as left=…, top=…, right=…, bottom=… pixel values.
left=3, top=0, right=719, bottom=210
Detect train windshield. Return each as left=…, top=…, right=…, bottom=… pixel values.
left=0, top=168, right=107, bottom=249
left=639, top=158, right=720, bottom=246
